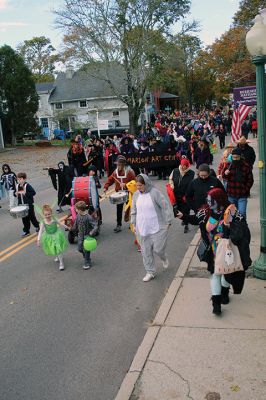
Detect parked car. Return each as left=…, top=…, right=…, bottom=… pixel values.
left=89, top=127, right=130, bottom=138
left=23, top=132, right=37, bottom=140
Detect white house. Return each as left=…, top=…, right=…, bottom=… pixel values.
left=47, top=65, right=130, bottom=133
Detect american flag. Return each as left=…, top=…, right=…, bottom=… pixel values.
left=231, top=103, right=252, bottom=142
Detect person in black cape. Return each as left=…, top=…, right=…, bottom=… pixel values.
left=48, top=161, right=74, bottom=212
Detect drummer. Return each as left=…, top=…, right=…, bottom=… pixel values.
left=16, top=172, right=40, bottom=237
left=104, top=155, right=135, bottom=232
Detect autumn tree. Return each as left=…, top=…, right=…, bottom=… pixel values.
left=233, top=0, right=266, bottom=28
left=192, top=27, right=256, bottom=104
left=0, top=45, right=38, bottom=145
left=17, top=36, right=59, bottom=82
left=55, top=0, right=191, bottom=134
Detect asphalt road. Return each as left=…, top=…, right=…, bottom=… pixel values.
left=0, top=173, right=196, bottom=400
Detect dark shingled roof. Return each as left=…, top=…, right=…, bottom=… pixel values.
left=49, top=64, right=128, bottom=103
left=159, top=92, right=179, bottom=99
left=36, top=82, right=54, bottom=92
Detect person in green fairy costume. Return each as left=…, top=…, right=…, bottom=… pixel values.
left=37, top=204, right=68, bottom=270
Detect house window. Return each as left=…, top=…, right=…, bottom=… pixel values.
left=79, top=100, right=87, bottom=108
left=55, top=103, right=63, bottom=109
left=113, top=110, right=120, bottom=117
left=40, top=118, right=48, bottom=128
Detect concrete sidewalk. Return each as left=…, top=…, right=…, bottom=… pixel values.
left=116, top=142, right=266, bottom=400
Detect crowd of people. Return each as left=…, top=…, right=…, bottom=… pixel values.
left=0, top=106, right=257, bottom=316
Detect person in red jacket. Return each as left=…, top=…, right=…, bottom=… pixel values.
left=222, top=147, right=253, bottom=218
left=105, top=141, right=119, bottom=177
left=104, top=155, right=135, bottom=232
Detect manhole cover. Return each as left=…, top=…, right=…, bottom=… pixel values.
left=205, top=393, right=221, bottom=400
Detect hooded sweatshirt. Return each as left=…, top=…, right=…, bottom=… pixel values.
left=131, top=174, right=172, bottom=234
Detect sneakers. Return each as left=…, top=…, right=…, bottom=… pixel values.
left=21, top=232, right=30, bottom=237
left=54, top=256, right=59, bottom=262
left=114, top=225, right=122, bottom=233
left=59, top=264, right=65, bottom=271
left=137, top=245, right=141, bottom=252
left=56, top=207, right=63, bottom=213
left=184, top=225, right=189, bottom=234
left=162, top=259, right=169, bottom=269
left=142, top=273, right=155, bottom=282
left=35, top=227, right=40, bottom=233
left=83, top=263, right=92, bottom=270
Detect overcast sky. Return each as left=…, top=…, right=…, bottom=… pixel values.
left=0, top=0, right=240, bottom=50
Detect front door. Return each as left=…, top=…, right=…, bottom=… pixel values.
left=40, top=118, right=49, bottom=138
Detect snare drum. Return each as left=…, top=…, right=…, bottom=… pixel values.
left=109, top=191, right=128, bottom=205
left=10, top=205, right=29, bottom=219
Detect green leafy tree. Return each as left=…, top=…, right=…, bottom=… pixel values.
left=174, top=34, right=202, bottom=110
left=55, top=0, right=192, bottom=134
left=0, top=45, right=38, bottom=145
left=17, top=36, right=59, bottom=82
left=233, top=0, right=266, bottom=28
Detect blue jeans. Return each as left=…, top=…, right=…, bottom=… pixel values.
left=228, top=196, right=248, bottom=218
left=210, top=274, right=230, bottom=295
left=78, top=239, right=91, bottom=266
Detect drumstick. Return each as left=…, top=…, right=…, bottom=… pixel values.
left=112, top=176, right=126, bottom=189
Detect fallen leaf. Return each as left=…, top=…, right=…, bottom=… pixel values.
left=230, top=385, right=240, bottom=392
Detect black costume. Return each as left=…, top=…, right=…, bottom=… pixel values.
left=172, top=167, right=195, bottom=215
left=48, top=162, right=74, bottom=207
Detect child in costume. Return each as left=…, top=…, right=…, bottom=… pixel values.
left=70, top=201, right=98, bottom=270
left=1, top=164, right=17, bottom=209
left=37, top=204, right=68, bottom=271
left=16, top=172, right=40, bottom=237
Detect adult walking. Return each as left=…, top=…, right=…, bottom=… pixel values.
left=236, top=136, right=256, bottom=169
left=194, top=139, right=212, bottom=169
left=131, top=174, right=172, bottom=282
left=186, top=164, right=225, bottom=213
left=216, top=124, right=226, bottom=149
left=169, top=158, right=195, bottom=233
left=176, top=188, right=251, bottom=315
left=222, top=147, right=253, bottom=218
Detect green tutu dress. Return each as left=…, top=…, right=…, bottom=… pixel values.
left=41, top=221, right=68, bottom=256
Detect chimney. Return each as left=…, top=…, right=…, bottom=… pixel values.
left=65, top=67, right=75, bottom=79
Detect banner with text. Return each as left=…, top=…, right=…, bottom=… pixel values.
left=126, top=152, right=179, bottom=168
left=233, top=86, right=257, bottom=106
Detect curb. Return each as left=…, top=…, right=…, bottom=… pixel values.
left=114, top=230, right=200, bottom=400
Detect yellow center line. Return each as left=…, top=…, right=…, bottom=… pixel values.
left=0, top=188, right=115, bottom=263
left=0, top=234, right=37, bottom=257
left=0, top=236, right=37, bottom=263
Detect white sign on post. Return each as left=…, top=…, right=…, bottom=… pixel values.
left=97, top=119, right=109, bottom=130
